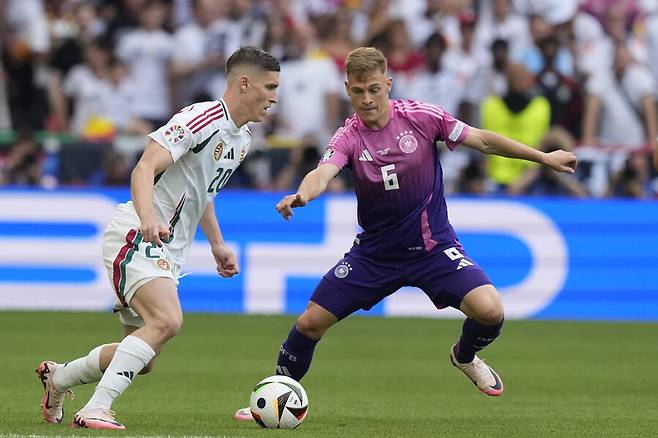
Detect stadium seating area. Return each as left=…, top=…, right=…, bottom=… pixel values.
left=1, top=0, right=657, bottom=196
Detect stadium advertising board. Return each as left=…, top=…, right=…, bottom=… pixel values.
left=0, top=189, right=656, bottom=320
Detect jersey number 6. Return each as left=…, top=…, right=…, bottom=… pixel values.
left=381, top=164, right=400, bottom=191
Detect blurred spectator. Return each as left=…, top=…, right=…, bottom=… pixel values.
left=519, top=14, right=573, bottom=76
left=49, top=0, right=107, bottom=78
left=51, top=39, right=121, bottom=140
left=534, top=33, right=583, bottom=138
left=318, top=10, right=358, bottom=73
left=405, top=0, right=466, bottom=49
left=171, top=0, right=225, bottom=105
left=474, top=0, right=530, bottom=59
left=454, top=157, right=488, bottom=195
left=2, top=0, right=51, bottom=131
left=271, top=30, right=341, bottom=147
left=273, top=136, right=347, bottom=191
left=100, top=150, right=130, bottom=186
left=0, top=59, right=11, bottom=130
left=481, top=62, right=551, bottom=188
left=646, top=5, right=658, bottom=86
left=352, top=0, right=393, bottom=45
left=0, top=131, right=41, bottom=185
left=381, top=19, right=425, bottom=75
left=442, top=11, right=488, bottom=126
left=508, top=127, right=588, bottom=196
left=115, top=0, right=173, bottom=127
left=260, top=10, right=296, bottom=61
left=480, top=38, right=511, bottom=99
left=606, top=152, right=651, bottom=198
left=398, top=33, right=463, bottom=115
left=582, top=42, right=657, bottom=154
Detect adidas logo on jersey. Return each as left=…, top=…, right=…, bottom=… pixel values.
left=223, top=148, right=235, bottom=160
left=358, top=150, right=374, bottom=161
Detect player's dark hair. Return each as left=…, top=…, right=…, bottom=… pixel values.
left=225, top=46, right=280, bottom=75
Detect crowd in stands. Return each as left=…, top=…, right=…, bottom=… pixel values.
left=1, top=0, right=657, bottom=198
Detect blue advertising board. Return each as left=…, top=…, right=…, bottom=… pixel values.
left=0, top=188, right=656, bottom=321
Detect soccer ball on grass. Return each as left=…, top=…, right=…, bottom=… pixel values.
left=249, top=375, right=308, bottom=429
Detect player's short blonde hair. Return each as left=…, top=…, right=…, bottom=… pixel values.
left=345, top=47, right=387, bottom=78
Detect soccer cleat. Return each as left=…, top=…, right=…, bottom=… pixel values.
left=71, top=408, right=126, bottom=430
left=449, top=345, right=504, bottom=396
left=233, top=407, right=253, bottom=421
left=36, top=361, right=74, bottom=424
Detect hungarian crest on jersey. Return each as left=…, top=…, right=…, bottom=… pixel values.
left=213, top=142, right=224, bottom=161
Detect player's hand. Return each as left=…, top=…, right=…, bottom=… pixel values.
left=140, top=217, right=170, bottom=247
left=275, top=193, right=308, bottom=221
left=544, top=150, right=577, bottom=173
left=212, top=244, right=239, bottom=278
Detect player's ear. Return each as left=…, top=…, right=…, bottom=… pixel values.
left=344, top=80, right=350, bottom=96
left=240, top=75, right=249, bottom=92
left=386, top=76, right=392, bottom=93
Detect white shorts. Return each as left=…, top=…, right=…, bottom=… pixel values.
left=102, top=210, right=181, bottom=327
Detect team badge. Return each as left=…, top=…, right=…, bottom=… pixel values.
left=239, top=148, right=247, bottom=163
left=156, top=258, right=171, bottom=271
left=164, top=124, right=185, bottom=144
left=397, top=130, right=417, bottom=154
left=320, top=148, right=335, bottom=162
left=213, top=142, right=224, bottom=161
left=334, top=262, right=352, bottom=279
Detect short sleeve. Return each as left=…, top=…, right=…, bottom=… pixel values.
left=399, top=100, right=469, bottom=151
left=318, top=125, right=353, bottom=169
left=148, top=115, right=196, bottom=163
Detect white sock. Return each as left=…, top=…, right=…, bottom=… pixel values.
left=52, top=345, right=105, bottom=390
left=83, top=335, right=155, bottom=411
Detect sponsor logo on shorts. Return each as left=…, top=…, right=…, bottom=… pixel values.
left=213, top=142, right=224, bottom=161
left=164, top=124, right=185, bottom=144
left=396, top=130, right=417, bottom=154
left=334, top=262, right=352, bottom=279
left=156, top=258, right=171, bottom=270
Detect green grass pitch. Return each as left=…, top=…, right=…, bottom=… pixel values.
left=1, top=311, right=657, bottom=437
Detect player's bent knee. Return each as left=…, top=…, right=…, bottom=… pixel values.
left=151, top=314, right=183, bottom=340
left=474, top=305, right=504, bottom=325
left=296, top=315, right=328, bottom=340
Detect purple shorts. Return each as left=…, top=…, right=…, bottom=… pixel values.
left=310, top=242, right=491, bottom=320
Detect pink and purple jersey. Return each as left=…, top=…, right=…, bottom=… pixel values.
left=320, top=99, right=470, bottom=257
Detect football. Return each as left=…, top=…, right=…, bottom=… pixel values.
left=248, top=375, right=309, bottom=429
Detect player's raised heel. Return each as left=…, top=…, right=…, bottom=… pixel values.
left=72, top=408, right=126, bottom=430
left=449, top=345, right=503, bottom=396
left=233, top=407, right=253, bottom=421
left=36, top=360, right=74, bottom=424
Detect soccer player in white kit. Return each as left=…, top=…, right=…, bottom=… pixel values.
left=35, top=46, right=280, bottom=430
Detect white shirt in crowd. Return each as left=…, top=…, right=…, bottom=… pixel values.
left=274, top=56, right=341, bottom=144
left=586, top=64, right=657, bottom=150
left=116, top=29, right=174, bottom=121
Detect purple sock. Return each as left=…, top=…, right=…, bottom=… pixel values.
left=275, top=325, right=319, bottom=381
left=456, top=318, right=504, bottom=364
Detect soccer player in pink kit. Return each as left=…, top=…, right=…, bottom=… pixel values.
left=234, top=47, right=577, bottom=420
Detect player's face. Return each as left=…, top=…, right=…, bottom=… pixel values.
left=345, top=69, right=392, bottom=129
left=247, top=70, right=280, bottom=122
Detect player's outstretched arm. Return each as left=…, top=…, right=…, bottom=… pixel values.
left=199, top=202, right=238, bottom=278
left=131, top=140, right=175, bottom=246
left=276, top=163, right=340, bottom=221
left=462, top=127, right=577, bottom=173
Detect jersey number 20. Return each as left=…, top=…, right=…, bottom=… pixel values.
left=207, top=167, right=233, bottom=193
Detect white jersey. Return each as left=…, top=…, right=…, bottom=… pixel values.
left=116, top=99, right=250, bottom=268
